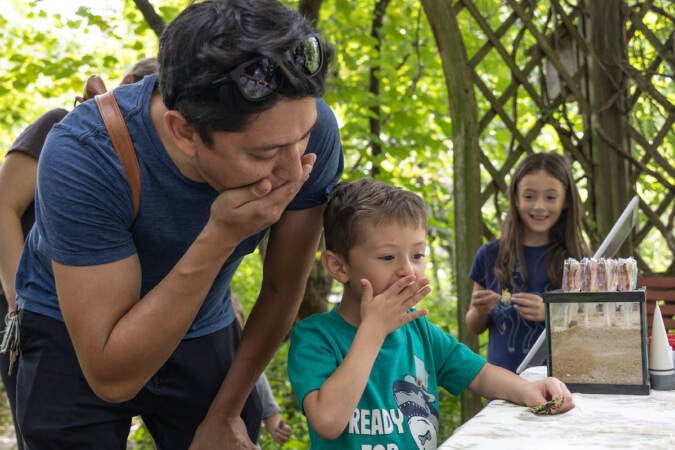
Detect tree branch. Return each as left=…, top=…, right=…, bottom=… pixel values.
left=133, top=0, right=165, bottom=38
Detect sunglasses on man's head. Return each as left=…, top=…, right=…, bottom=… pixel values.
left=211, top=34, right=323, bottom=102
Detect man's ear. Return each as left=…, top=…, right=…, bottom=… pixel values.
left=321, top=250, right=349, bottom=284
left=163, top=110, right=200, bottom=157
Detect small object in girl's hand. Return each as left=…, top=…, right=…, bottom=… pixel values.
left=528, top=396, right=564, bottom=415
left=500, top=288, right=512, bottom=303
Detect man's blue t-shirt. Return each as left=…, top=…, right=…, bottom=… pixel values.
left=288, top=306, right=486, bottom=450
left=468, top=240, right=550, bottom=372
left=15, top=74, right=344, bottom=338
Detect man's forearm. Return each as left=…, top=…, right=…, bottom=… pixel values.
left=201, top=286, right=304, bottom=426
left=198, top=206, right=324, bottom=431
left=203, top=207, right=324, bottom=418
left=59, top=219, right=239, bottom=402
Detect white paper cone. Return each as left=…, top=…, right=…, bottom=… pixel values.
left=649, top=304, right=674, bottom=375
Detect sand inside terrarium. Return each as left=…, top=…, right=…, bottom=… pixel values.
left=550, top=313, right=644, bottom=385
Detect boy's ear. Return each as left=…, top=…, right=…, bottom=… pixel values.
left=164, top=110, right=200, bottom=157
left=321, top=250, right=349, bottom=284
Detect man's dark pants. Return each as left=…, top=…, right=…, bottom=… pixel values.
left=16, top=310, right=261, bottom=449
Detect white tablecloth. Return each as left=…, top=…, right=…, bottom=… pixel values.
left=439, top=366, right=675, bottom=449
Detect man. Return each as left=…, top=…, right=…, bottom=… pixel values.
left=13, top=1, right=343, bottom=448
left=0, top=56, right=159, bottom=450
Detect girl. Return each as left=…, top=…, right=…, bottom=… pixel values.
left=465, top=152, right=588, bottom=372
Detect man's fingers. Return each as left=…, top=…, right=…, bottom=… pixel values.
left=302, top=153, right=317, bottom=179
left=252, top=178, right=272, bottom=197
left=223, top=153, right=316, bottom=211
left=219, top=178, right=273, bottom=211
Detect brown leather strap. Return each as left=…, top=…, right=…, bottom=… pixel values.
left=95, top=91, right=141, bottom=219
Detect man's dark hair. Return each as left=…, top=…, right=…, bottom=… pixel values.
left=158, top=0, right=332, bottom=145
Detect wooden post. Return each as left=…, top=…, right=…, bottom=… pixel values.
left=421, top=0, right=484, bottom=422
left=586, top=0, right=634, bottom=252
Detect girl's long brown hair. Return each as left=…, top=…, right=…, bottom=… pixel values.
left=495, top=153, right=588, bottom=290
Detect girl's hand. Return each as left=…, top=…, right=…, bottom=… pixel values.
left=512, top=293, right=545, bottom=322
left=470, top=289, right=500, bottom=316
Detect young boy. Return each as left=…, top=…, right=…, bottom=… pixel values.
left=287, top=179, right=574, bottom=449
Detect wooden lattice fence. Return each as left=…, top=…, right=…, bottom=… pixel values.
left=456, top=0, right=674, bottom=274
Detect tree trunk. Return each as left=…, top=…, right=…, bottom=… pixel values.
left=367, top=0, right=392, bottom=177
left=421, top=0, right=484, bottom=423
left=294, top=0, right=334, bottom=322
left=586, top=0, right=633, bottom=252
left=296, top=260, right=333, bottom=323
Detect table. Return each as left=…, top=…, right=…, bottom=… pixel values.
left=439, top=366, right=675, bottom=449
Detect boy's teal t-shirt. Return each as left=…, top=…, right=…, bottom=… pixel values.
left=288, top=306, right=486, bottom=449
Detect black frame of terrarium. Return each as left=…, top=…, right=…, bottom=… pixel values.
left=543, top=290, right=649, bottom=395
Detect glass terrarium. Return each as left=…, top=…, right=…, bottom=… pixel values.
left=544, top=290, right=649, bottom=394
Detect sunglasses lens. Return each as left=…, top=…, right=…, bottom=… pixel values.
left=213, top=34, right=323, bottom=101
left=237, top=58, right=281, bottom=100
left=292, top=35, right=322, bottom=75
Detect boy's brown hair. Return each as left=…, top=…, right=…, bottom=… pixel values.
left=323, top=179, right=428, bottom=259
